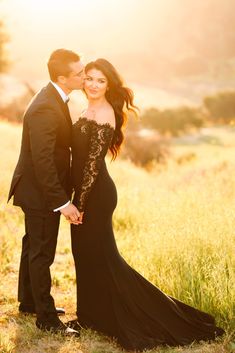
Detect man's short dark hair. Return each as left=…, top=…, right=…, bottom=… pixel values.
left=47, top=49, right=80, bottom=82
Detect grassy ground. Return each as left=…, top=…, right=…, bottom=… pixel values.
left=0, top=121, right=234, bottom=353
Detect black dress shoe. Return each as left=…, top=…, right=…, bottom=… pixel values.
left=36, top=316, right=80, bottom=337
left=19, top=303, right=65, bottom=315
left=66, top=319, right=83, bottom=331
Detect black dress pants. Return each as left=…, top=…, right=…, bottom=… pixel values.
left=18, top=208, right=60, bottom=318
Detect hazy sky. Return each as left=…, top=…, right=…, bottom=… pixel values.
left=1, top=0, right=165, bottom=79
left=1, top=0, right=235, bottom=107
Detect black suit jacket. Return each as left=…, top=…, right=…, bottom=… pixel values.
left=8, top=83, right=72, bottom=211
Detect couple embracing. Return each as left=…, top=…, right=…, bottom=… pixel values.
left=8, top=48, right=224, bottom=351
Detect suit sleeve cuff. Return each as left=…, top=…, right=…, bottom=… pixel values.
left=53, top=200, right=70, bottom=212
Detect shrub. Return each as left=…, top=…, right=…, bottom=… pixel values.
left=203, top=91, right=235, bottom=124
left=120, top=130, right=170, bottom=169
left=140, top=106, right=204, bottom=136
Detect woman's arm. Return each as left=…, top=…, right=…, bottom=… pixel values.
left=76, top=122, right=114, bottom=213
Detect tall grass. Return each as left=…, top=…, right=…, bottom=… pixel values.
left=0, top=121, right=234, bottom=353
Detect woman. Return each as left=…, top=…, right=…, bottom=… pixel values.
left=69, top=58, right=224, bottom=351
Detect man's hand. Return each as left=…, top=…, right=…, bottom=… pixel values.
left=60, top=203, right=81, bottom=224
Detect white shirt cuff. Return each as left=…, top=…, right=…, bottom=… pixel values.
left=53, top=201, right=70, bottom=212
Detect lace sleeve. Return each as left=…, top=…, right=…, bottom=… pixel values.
left=77, top=122, right=114, bottom=212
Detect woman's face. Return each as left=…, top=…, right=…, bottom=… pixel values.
left=84, top=68, right=108, bottom=100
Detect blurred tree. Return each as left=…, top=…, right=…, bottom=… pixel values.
left=0, top=19, right=9, bottom=72
left=121, top=132, right=169, bottom=169
left=140, top=106, right=204, bottom=136
left=203, top=91, right=235, bottom=124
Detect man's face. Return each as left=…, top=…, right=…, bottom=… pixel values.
left=64, top=60, right=85, bottom=92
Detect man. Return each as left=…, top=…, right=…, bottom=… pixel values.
left=8, top=49, right=84, bottom=335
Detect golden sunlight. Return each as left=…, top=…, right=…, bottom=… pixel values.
left=1, top=0, right=235, bottom=108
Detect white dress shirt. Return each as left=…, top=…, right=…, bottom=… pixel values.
left=50, top=81, right=69, bottom=103
left=50, top=81, right=70, bottom=212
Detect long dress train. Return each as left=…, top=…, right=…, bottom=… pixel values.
left=71, top=117, right=224, bottom=351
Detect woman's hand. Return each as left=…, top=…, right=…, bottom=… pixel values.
left=78, top=212, right=84, bottom=224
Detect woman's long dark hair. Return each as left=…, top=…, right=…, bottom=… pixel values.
left=85, top=58, right=138, bottom=160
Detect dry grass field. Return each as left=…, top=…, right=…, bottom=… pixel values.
left=0, top=121, right=234, bottom=353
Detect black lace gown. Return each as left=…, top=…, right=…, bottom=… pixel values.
left=71, top=117, right=224, bottom=351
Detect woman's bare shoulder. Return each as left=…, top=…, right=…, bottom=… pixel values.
left=96, top=104, right=115, bottom=129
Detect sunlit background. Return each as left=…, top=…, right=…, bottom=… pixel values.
left=1, top=3, right=235, bottom=351
left=1, top=0, right=235, bottom=109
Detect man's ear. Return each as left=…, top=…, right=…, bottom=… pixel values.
left=57, top=75, right=67, bottom=85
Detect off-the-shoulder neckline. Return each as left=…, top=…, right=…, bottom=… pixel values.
left=74, top=116, right=115, bottom=130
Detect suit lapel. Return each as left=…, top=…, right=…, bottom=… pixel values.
left=46, top=83, right=72, bottom=128
left=61, top=101, right=73, bottom=128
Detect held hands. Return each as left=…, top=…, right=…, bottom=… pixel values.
left=60, top=203, right=82, bottom=225
left=78, top=212, right=84, bottom=224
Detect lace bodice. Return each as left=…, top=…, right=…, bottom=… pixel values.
left=72, top=117, right=114, bottom=212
